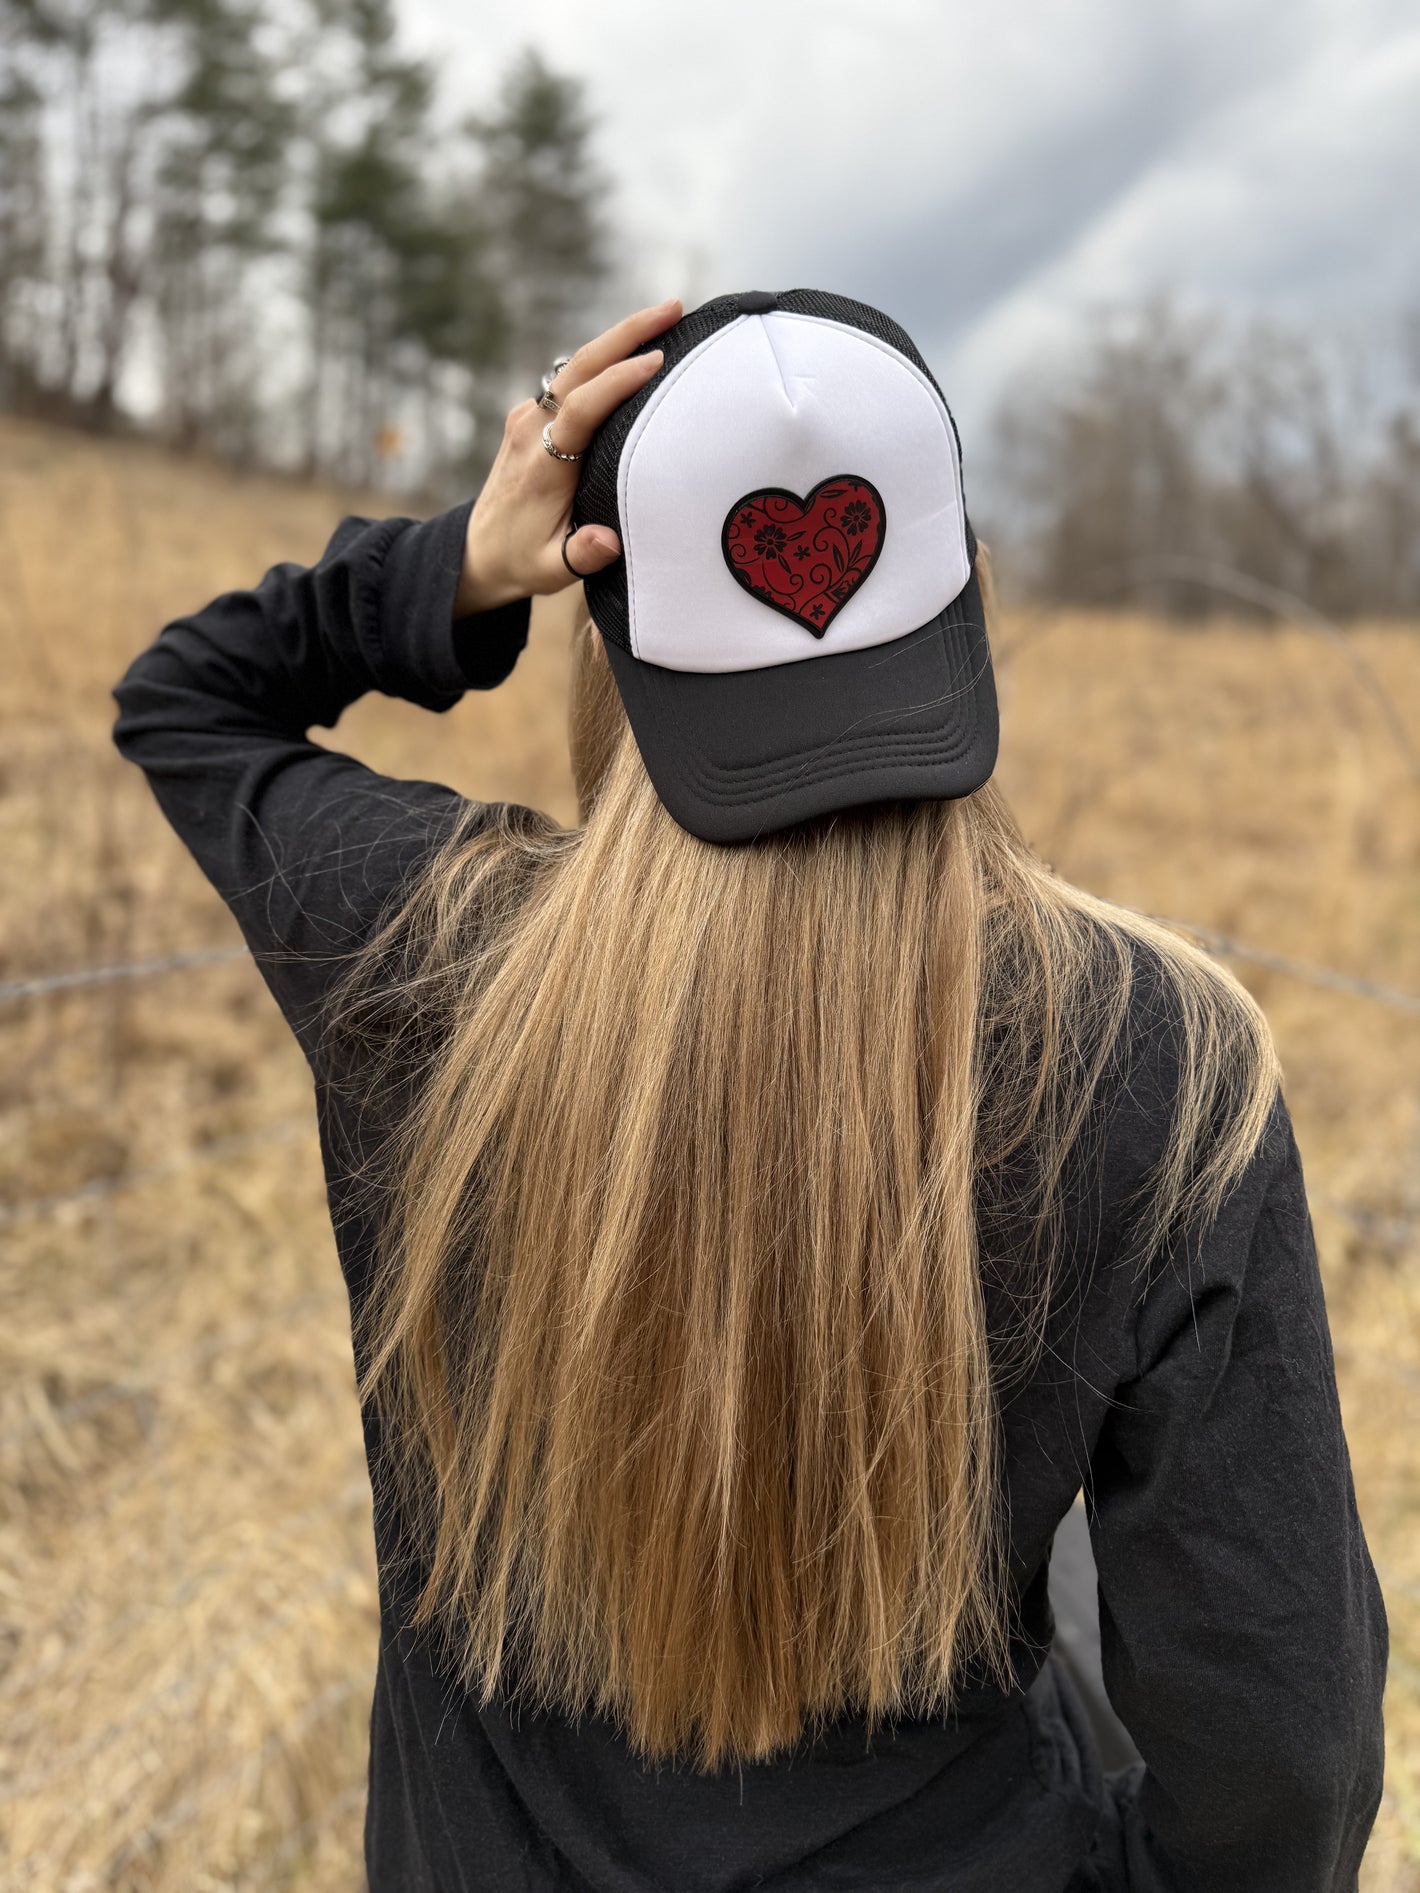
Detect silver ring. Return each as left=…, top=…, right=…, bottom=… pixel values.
left=541, top=421, right=581, bottom=463
left=537, top=354, right=572, bottom=412
left=543, top=354, right=572, bottom=392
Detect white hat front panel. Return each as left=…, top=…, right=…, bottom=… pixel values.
left=618, top=311, right=969, bottom=675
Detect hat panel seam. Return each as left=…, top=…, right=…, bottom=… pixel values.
left=763, top=312, right=961, bottom=513
left=776, top=288, right=963, bottom=465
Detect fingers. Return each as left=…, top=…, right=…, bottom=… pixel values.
left=567, top=525, right=621, bottom=576
left=477, top=298, right=682, bottom=604
left=547, top=350, right=664, bottom=457
left=538, top=524, right=621, bottom=594
left=553, top=298, right=681, bottom=398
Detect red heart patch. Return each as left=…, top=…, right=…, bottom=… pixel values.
left=721, top=475, right=886, bottom=637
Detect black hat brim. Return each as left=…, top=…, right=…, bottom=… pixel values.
left=601, top=561, right=998, bottom=845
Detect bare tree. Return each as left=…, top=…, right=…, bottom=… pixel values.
left=984, top=299, right=1420, bottom=620
left=0, top=25, right=46, bottom=406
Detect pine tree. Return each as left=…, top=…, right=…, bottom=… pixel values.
left=0, top=6, right=616, bottom=491
left=300, top=0, right=450, bottom=480
left=146, top=0, right=292, bottom=453
left=468, top=48, right=609, bottom=385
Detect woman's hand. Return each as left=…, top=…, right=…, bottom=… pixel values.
left=456, top=298, right=683, bottom=618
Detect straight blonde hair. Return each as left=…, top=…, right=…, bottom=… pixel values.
left=339, top=577, right=1279, bottom=1771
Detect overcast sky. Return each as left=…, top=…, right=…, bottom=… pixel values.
left=401, top=0, right=1420, bottom=440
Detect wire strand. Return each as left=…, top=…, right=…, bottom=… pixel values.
left=3, top=918, right=1417, bottom=1014
left=0, top=945, right=249, bottom=1003
left=0, top=1118, right=313, bottom=1229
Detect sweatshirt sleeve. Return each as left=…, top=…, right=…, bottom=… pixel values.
left=1085, top=1092, right=1388, bottom=1891
left=111, top=501, right=532, bottom=1060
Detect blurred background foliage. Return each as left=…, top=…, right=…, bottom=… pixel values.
left=988, top=299, right=1420, bottom=619
left=0, top=0, right=608, bottom=487
left=3, top=0, right=1418, bottom=614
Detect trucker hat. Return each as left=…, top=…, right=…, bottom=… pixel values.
left=574, top=288, right=998, bottom=844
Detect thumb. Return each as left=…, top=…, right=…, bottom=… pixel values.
left=560, top=524, right=621, bottom=583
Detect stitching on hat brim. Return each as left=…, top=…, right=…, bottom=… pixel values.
left=609, top=594, right=994, bottom=808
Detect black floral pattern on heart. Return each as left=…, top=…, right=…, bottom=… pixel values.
left=720, top=475, right=887, bottom=638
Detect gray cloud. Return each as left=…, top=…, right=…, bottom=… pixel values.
left=401, top=0, right=1420, bottom=423
left=735, top=3, right=1320, bottom=338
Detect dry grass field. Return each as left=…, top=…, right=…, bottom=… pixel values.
left=1, top=410, right=1417, bottom=1890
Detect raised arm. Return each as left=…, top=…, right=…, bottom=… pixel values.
left=1087, top=1094, right=1387, bottom=1890
left=112, top=298, right=683, bottom=1055
left=112, top=503, right=533, bottom=1054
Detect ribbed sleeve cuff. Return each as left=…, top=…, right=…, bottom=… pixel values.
left=452, top=594, right=532, bottom=690
left=376, top=500, right=531, bottom=705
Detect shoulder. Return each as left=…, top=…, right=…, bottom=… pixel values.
left=243, top=767, right=470, bottom=957
left=249, top=784, right=550, bottom=1073
left=309, top=794, right=560, bottom=1061
left=1088, top=919, right=1284, bottom=1264
left=1066, top=927, right=1296, bottom=1387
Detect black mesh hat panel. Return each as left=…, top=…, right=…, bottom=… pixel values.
left=577, top=289, right=964, bottom=653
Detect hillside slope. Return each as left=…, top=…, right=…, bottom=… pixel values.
left=2, top=416, right=1417, bottom=1888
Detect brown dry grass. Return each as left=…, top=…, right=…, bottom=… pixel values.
left=0, top=411, right=1417, bottom=1890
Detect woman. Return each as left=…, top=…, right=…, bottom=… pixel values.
left=113, top=291, right=1386, bottom=1892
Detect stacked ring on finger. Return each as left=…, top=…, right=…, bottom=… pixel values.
left=561, top=524, right=586, bottom=579
left=538, top=354, right=572, bottom=413
left=541, top=421, right=581, bottom=463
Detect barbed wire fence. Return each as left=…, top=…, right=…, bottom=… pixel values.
left=3, top=741, right=1419, bottom=1878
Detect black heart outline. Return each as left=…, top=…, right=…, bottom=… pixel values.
left=720, top=474, right=888, bottom=638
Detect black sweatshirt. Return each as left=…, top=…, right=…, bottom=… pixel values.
left=112, top=501, right=1387, bottom=1893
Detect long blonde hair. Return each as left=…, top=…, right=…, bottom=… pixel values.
left=340, top=575, right=1279, bottom=1771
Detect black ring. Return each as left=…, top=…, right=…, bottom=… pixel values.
left=561, top=527, right=586, bottom=580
